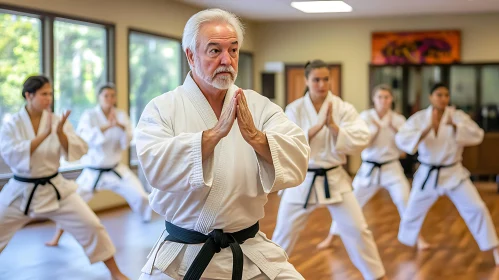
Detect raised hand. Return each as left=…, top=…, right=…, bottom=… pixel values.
left=213, top=90, right=239, bottom=139
left=57, top=110, right=71, bottom=135
left=56, top=110, right=71, bottom=154
left=326, top=102, right=334, bottom=127
left=317, top=103, right=330, bottom=128
left=108, top=108, right=118, bottom=126
left=387, top=113, right=398, bottom=132
left=236, top=89, right=258, bottom=143
left=202, top=90, right=240, bottom=161
left=235, top=89, right=273, bottom=164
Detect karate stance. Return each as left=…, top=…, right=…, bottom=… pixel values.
left=136, top=9, right=310, bottom=280
left=396, top=82, right=499, bottom=265
left=317, top=84, right=429, bottom=251
left=46, top=83, right=152, bottom=246
left=0, top=75, right=128, bottom=280
left=272, top=60, right=387, bottom=280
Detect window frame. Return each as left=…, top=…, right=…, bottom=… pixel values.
left=368, top=62, right=499, bottom=125
left=0, top=4, right=116, bottom=185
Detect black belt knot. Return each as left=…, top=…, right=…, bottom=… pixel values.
left=88, top=165, right=121, bottom=192
left=164, top=221, right=259, bottom=280
left=209, top=229, right=234, bottom=252
left=304, top=166, right=338, bottom=209
left=364, top=159, right=396, bottom=186
left=419, top=161, right=459, bottom=190
left=13, top=172, right=60, bottom=215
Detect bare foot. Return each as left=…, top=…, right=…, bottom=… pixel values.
left=316, top=234, right=334, bottom=250
left=45, top=240, right=59, bottom=247
left=104, top=257, right=128, bottom=280
left=493, top=247, right=499, bottom=266
left=417, top=236, right=432, bottom=251
left=377, top=276, right=389, bottom=280
left=45, top=228, right=64, bottom=247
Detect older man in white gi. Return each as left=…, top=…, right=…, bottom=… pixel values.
left=136, top=8, right=310, bottom=280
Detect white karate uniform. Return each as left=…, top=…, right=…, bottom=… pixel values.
left=0, top=107, right=116, bottom=263
left=272, top=93, right=386, bottom=280
left=395, top=105, right=499, bottom=251
left=75, top=106, right=151, bottom=221
left=329, top=109, right=410, bottom=235
left=136, top=73, right=310, bottom=280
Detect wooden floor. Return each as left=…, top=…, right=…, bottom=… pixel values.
left=2, top=182, right=499, bottom=280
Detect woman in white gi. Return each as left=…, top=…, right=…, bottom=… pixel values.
left=396, top=82, right=499, bottom=265
left=0, top=75, right=129, bottom=280
left=272, top=60, right=387, bottom=280
left=317, top=84, right=429, bottom=251
left=46, top=83, right=152, bottom=246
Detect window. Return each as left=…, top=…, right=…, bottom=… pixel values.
left=0, top=12, right=42, bottom=129
left=369, top=63, right=499, bottom=132
left=480, top=66, right=499, bottom=131
left=449, top=66, right=477, bottom=118
left=0, top=6, right=115, bottom=179
left=128, top=30, right=182, bottom=166
left=53, top=20, right=108, bottom=128
left=0, top=11, right=42, bottom=178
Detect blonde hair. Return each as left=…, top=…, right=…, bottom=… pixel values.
left=371, top=84, right=393, bottom=98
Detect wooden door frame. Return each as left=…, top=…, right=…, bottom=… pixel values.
left=284, top=63, right=342, bottom=105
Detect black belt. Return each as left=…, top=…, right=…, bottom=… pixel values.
left=364, top=159, right=396, bottom=186
left=164, top=221, right=259, bottom=280
left=87, top=165, right=121, bottom=192
left=13, top=172, right=60, bottom=215
left=419, top=162, right=458, bottom=190
left=304, top=166, right=338, bottom=209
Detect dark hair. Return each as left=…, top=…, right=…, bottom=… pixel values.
left=303, top=59, right=328, bottom=95
left=372, top=84, right=393, bottom=98
left=98, top=82, right=116, bottom=95
left=22, top=75, right=50, bottom=99
left=430, top=82, right=448, bottom=95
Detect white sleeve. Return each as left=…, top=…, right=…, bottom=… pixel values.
left=395, top=115, right=425, bottom=155
left=0, top=122, right=31, bottom=173
left=257, top=101, right=310, bottom=193
left=118, top=113, right=133, bottom=150
left=453, top=110, right=484, bottom=146
left=135, top=98, right=214, bottom=192
left=77, top=111, right=106, bottom=148
left=61, top=120, right=88, bottom=162
left=359, top=111, right=379, bottom=142
left=334, top=103, right=370, bottom=154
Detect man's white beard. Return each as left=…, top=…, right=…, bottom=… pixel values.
left=194, top=58, right=238, bottom=90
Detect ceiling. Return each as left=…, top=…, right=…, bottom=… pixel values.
left=174, top=0, right=499, bottom=21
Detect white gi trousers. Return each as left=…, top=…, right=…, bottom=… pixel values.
left=398, top=178, right=499, bottom=251
left=272, top=191, right=386, bottom=280
left=0, top=193, right=116, bottom=263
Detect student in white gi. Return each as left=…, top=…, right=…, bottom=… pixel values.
left=46, top=83, right=152, bottom=246
left=396, top=82, right=499, bottom=265
left=136, top=8, right=310, bottom=280
left=317, top=84, right=429, bottom=251
left=0, top=75, right=128, bottom=280
left=271, top=60, right=386, bottom=280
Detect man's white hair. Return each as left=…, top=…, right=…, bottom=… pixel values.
left=182, top=8, right=245, bottom=54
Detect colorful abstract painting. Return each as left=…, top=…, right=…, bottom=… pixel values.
left=371, top=30, right=461, bottom=65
